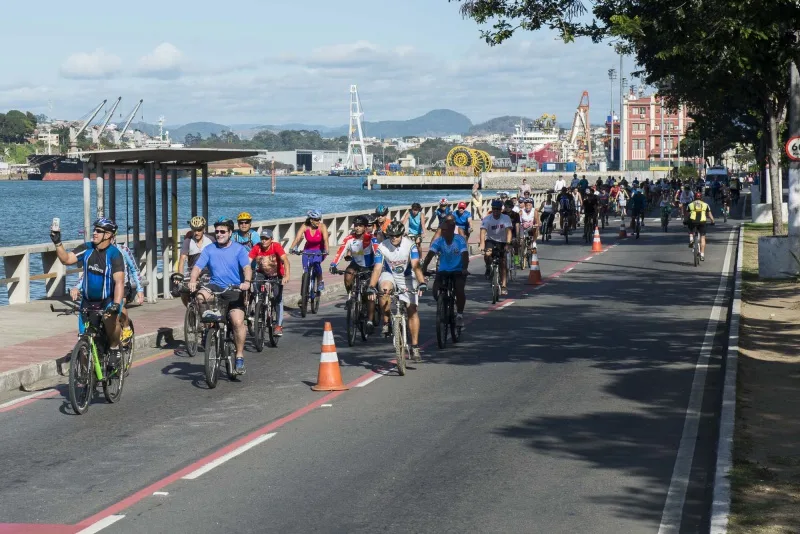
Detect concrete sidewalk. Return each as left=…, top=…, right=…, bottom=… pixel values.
left=0, top=227, right=484, bottom=393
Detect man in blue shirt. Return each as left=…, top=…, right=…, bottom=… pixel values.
left=421, top=215, right=469, bottom=328
left=188, top=217, right=253, bottom=374
left=427, top=198, right=452, bottom=231
left=630, top=188, right=647, bottom=230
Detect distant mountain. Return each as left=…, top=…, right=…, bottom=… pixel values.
left=325, top=109, right=473, bottom=138
left=469, top=116, right=533, bottom=135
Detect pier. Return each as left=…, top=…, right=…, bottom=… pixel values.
left=372, top=175, right=476, bottom=190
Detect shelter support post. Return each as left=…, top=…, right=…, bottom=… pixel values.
left=96, top=162, right=104, bottom=219
left=161, top=164, right=171, bottom=299
left=132, top=168, right=140, bottom=255
left=202, top=164, right=209, bottom=225
left=171, top=169, right=179, bottom=270
left=191, top=168, right=198, bottom=217
left=83, top=162, right=91, bottom=238
left=108, top=168, right=116, bottom=222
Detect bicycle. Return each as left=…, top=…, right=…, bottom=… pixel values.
left=252, top=274, right=282, bottom=351
left=427, top=270, right=466, bottom=349
left=506, top=243, right=517, bottom=283
left=661, top=206, right=671, bottom=232
left=68, top=303, right=132, bottom=415
left=583, top=213, right=598, bottom=244
left=599, top=204, right=610, bottom=229
left=336, top=268, right=373, bottom=346
left=484, top=243, right=505, bottom=304
left=292, top=250, right=324, bottom=318
left=559, top=210, right=571, bottom=244
left=520, top=232, right=535, bottom=270
left=692, top=226, right=702, bottom=267
left=202, top=285, right=242, bottom=388
left=375, top=287, right=415, bottom=376
left=540, top=213, right=554, bottom=242
left=722, top=203, right=729, bottom=223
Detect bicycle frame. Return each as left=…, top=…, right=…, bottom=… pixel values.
left=79, top=310, right=108, bottom=381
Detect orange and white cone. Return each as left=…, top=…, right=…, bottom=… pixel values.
left=618, top=222, right=627, bottom=239
left=592, top=226, right=603, bottom=252
left=311, top=322, right=349, bottom=391
left=527, top=247, right=543, bottom=285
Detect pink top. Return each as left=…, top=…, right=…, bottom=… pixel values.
left=304, top=227, right=324, bottom=251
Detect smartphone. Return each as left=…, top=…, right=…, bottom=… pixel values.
left=51, top=217, right=60, bottom=232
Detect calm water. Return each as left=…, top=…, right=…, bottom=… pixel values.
left=0, top=176, right=469, bottom=304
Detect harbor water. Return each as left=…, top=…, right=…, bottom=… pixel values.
left=0, top=175, right=470, bottom=305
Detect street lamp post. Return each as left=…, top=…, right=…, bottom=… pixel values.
left=608, top=68, right=617, bottom=167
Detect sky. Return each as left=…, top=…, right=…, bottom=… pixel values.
left=0, top=0, right=638, bottom=128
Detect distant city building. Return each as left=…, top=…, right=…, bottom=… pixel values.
left=264, top=149, right=373, bottom=173
left=36, top=132, right=59, bottom=147
left=208, top=161, right=255, bottom=176
left=620, top=93, right=694, bottom=170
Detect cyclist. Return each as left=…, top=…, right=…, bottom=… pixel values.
left=248, top=228, right=289, bottom=336
left=598, top=186, right=610, bottom=225
left=51, top=217, right=126, bottom=367
left=571, top=187, right=583, bottom=229
left=401, top=203, right=426, bottom=248
left=453, top=201, right=472, bottom=237
left=367, top=220, right=427, bottom=361
left=427, top=198, right=451, bottom=231
left=630, top=188, right=647, bottom=230
left=729, top=176, right=741, bottom=203
left=519, top=197, right=539, bottom=248
left=539, top=193, right=556, bottom=236
left=187, top=217, right=252, bottom=374
left=174, top=216, right=213, bottom=307
left=421, top=215, right=469, bottom=328
left=582, top=188, right=599, bottom=230
left=556, top=187, right=574, bottom=234
left=374, top=204, right=391, bottom=240
left=232, top=212, right=259, bottom=250
left=289, top=209, right=329, bottom=292
left=479, top=199, right=513, bottom=296
left=330, top=215, right=378, bottom=331
left=503, top=199, right=522, bottom=268
left=678, top=186, right=694, bottom=218
left=686, top=192, right=715, bottom=260
left=614, top=184, right=630, bottom=222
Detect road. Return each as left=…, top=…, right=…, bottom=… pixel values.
left=0, top=215, right=737, bottom=534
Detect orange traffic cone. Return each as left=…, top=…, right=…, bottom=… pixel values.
left=592, top=226, right=603, bottom=252
left=311, top=322, right=349, bottom=391
left=527, top=247, right=543, bottom=285
left=618, top=222, right=627, bottom=239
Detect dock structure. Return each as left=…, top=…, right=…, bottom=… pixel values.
left=373, top=175, right=476, bottom=190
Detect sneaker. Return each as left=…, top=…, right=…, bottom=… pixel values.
left=273, top=325, right=283, bottom=336
left=202, top=309, right=223, bottom=322
left=235, top=357, right=246, bottom=374
left=318, top=281, right=325, bottom=292
left=366, top=320, right=375, bottom=334
left=382, top=323, right=390, bottom=336
left=411, top=346, right=422, bottom=362
left=688, top=241, right=694, bottom=248
left=456, top=313, right=464, bottom=328
left=700, top=253, right=705, bottom=261
left=501, top=287, right=508, bottom=296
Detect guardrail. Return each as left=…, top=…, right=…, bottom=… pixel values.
left=1, top=193, right=552, bottom=306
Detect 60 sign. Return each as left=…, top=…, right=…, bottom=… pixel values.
left=786, top=136, right=800, bottom=161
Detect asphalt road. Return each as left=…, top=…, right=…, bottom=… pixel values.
left=0, top=213, right=738, bottom=534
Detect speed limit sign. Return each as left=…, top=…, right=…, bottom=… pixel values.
left=786, top=136, right=800, bottom=161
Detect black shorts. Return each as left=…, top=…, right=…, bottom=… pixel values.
left=208, top=283, right=246, bottom=311
left=485, top=240, right=507, bottom=258
left=689, top=222, right=707, bottom=236
left=346, top=261, right=371, bottom=274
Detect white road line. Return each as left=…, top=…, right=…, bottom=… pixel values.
left=658, top=228, right=736, bottom=534
left=355, top=370, right=389, bottom=387
left=321, top=404, right=333, bottom=408
left=77, top=514, right=126, bottom=534
left=710, top=226, right=744, bottom=533
left=498, top=301, right=514, bottom=309
left=182, top=433, right=277, bottom=480
left=0, top=390, right=51, bottom=409
left=153, top=491, right=169, bottom=496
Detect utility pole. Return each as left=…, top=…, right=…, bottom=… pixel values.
left=788, top=60, right=800, bottom=236
left=619, top=48, right=625, bottom=172
left=608, top=68, right=617, bottom=167
left=271, top=156, right=276, bottom=195
left=660, top=95, right=665, bottom=161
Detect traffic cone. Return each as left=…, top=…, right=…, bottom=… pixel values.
left=311, top=322, right=349, bottom=391
left=527, top=247, right=543, bottom=285
left=618, top=222, right=627, bottom=239
left=592, top=226, right=603, bottom=252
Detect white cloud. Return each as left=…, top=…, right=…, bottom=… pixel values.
left=59, top=49, right=122, bottom=80
left=135, top=43, right=184, bottom=79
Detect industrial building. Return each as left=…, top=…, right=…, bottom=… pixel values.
left=265, top=150, right=373, bottom=174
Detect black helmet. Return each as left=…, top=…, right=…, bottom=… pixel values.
left=93, top=217, right=118, bottom=234
left=169, top=272, right=184, bottom=298
left=375, top=204, right=389, bottom=216
left=385, top=220, right=405, bottom=237
left=353, top=215, right=369, bottom=226
left=366, top=214, right=377, bottom=225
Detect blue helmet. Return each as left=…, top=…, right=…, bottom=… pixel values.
left=214, top=217, right=234, bottom=230
left=307, top=210, right=322, bottom=220
left=375, top=204, right=388, bottom=216
left=491, top=199, right=503, bottom=209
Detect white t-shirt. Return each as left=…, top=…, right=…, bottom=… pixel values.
left=512, top=206, right=521, bottom=214
left=180, top=234, right=213, bottom=269
left=481, top=214, right=513, bottom=242
left=519, top=208, right=536, bottom=228
left=541, top=201, right=555, bottom=214
left=519, top=183, right=532, bottom=196
left=375, top=237, right=419, bottom=284
left=554, top=178, right=567, bottom=191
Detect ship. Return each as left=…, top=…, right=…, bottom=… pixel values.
left=27, top=154, right=85, bottom=181
left=507, top=116, right=562, bottom=170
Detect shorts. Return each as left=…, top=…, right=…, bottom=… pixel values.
left=78, top=298, right=113, bottom=335
left=302, top=252, right=326, bottom=273
left=346, top=261, right=371, bottom=273
left=484, top=240, right=507, bottom=256
left=631, top=208, right=644, bottom=218
left=689, top=222, right=707, bottom=236
left=378, top=272, right=418, bottom=306
left=207, top=283, right=246, bottom=311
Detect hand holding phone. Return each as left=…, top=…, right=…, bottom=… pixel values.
left=51, top=218, right=60, bottom=232
left=50, top=217, right=62, bottom=246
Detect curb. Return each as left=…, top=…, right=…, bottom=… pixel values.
left=0, top=282, right=347, bottom=395
left=710, top=225, right=744, bottom=533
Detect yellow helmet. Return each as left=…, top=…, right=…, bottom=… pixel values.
left=237, top=211, right=252, bottom=222
left=188, top=216, right=206, bottom=229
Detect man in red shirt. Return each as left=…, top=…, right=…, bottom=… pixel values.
left=248, top=229, right=290, bottom=336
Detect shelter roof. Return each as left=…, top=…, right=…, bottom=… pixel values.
left=80, top=148, right=259, bottom=165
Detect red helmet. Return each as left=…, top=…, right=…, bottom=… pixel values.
left=457, top=201, right=467, bottom=209
left=695, top=192, right=702, bottom=199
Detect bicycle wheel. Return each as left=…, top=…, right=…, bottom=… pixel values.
left=253, top=300, right=265, bottom=352
left=204, top=329, right=219, bottom=389
left=311, top=273, right=321, bottom=314
left=359, top=296, right=370, bottom=341
left=450, top=294, right=461, bottom=343
left=69, top=338, right=95, bottom=415
left=694, top=239, right=700, bottom=267
left=226, top=339, right=238, bottom=381
left=246, top=296, right=256, bottom=336
left=102, top=348, right=125, bottom=404
left=636, top=221, right=641, bottom=239
left=491, top=265, right=499, bottom=304
left=723, top=209, right=728, bottom=223
left=299, top=271, right=309, bottom=318
left=436, top=294, right=447, bottom=349
left=184, top=303, right=199, bottom=357
left=346, top=298, right=358, bottom=347
left=394, top=315, right=407, bottom=376
left=268, top=301, right=279, bottom=348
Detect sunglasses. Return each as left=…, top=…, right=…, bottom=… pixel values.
left=215, top=230, right=229, bottom=235
left=238, top=221, right=251, bottom=225
left=92, top=228, right=108, bottom=234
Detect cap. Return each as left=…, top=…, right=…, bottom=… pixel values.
left=260, top=228, right=274, bottom=238
left=457, top=201, right=467, bottom=209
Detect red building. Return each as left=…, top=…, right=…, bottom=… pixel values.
left=620, top=93, right=694, bottom=170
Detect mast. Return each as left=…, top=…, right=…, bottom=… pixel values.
left=344, top=85, right=368, bottom=171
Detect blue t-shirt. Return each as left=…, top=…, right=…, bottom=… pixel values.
left=232, top=229, right=259, bottom=250
left=433, top=207, right=451, bottom=224
left=195, top=242, right=251, bottom=287
left=73, top=242, right=125, bottom=301
left=407, top=212, right=422, bottom=235
left=631, top=193, right=646, bottom=210
left=453, top=210, right=471, bottom=231
left=430, top=235, right=468, bottom=272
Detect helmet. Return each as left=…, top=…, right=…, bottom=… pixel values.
left=353, top=215, right=369, bottom=226
left=214, top=217, right=234, bottom=231
left=457, top=201, right=467, bottom=209
left=491, top=199, right=503, bottom=209
left=504, top=199, right=514, bottom=209
left=375, top=204, right=389, bottom=216
left=695, top=192, right=703, bottom=199
left=93, top=217, right=118, bottom=234
left=439, top=198, right=448, bottom=205
left=385, top=220, right=405, bottom=237
left=523, top=197, right=533, bottom=204
left=307, top=209, right=322, bottom=220
left=236, top=212, right=252, bottom=222
left=366, top=214, right=377, bottom=225
left=188, top=216, right=206, bottom=230
left=169, top=273, right=184, bottom=298
left=585, top=188, right=591, bottom=195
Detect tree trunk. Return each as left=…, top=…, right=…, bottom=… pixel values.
left=766, top=101, right=785, bottom=235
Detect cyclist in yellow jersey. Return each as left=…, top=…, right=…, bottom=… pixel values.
left=686, top=192, right=715, bottom=260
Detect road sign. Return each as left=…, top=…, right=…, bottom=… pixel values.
left=785, top=136, right=800, bottom=161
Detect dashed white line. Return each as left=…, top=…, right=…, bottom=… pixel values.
left=77, top=514, right=126, bottom=534
left=182, top=432, right=277, bottom=480
left=153, top=491, right=169, bottom=496
left=321, top=404, right=333, bottom=408
left=498, top=301, right=515, bottom=309
left=356, top=370, right=390, bottom=387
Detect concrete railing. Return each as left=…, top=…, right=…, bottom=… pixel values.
left=1, top=196, right=521, bottom=306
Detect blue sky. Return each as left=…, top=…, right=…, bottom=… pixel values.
left=0, top=0, right=637, bottom=128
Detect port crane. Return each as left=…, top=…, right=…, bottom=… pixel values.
left=114, top=99, right=143, bottom=147
left=69, top=99, right=106, bottom=155
left=93, top=97, right=121, bottom=148
left=567, top=91, right=592, bottom=169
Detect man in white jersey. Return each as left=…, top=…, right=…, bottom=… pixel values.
left=368, top=220, right=428, bottom=362
left=554, top=175, right=567, bottom=193
left=174, top=216, right=213, bottom=307
left=519, top=197, right=539, bottom=248
left=480, top=199, right=513, bottom=296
